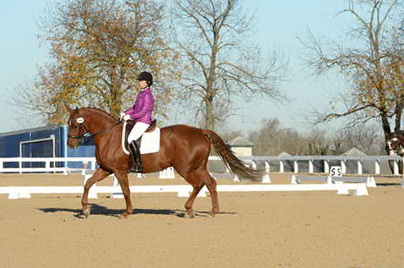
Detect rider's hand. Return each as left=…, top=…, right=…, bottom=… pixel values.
left=119, top=112, right=126, bottom=121
left=123, top=114, right=132, bottom=121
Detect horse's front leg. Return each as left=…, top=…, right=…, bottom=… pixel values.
left=81, top=168, right=111, bottom=218
left=114, top=171, right=133, bottom=218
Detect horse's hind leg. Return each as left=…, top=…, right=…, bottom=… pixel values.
left=203, top=171, right=219, bottom=216
left=82, top=168, right=111, bottom=218
left=182, top=168, right=219, bottom=218
left=184, top=181, right=205, bottom=218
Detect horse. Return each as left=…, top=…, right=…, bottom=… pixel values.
left=386, top=131, right=404, bottom=156
left=66, top=107, right=262, bottom=218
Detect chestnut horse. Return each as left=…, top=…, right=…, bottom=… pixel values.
left=66, top=107, right=262, bottom=218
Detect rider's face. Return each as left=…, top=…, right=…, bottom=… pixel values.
left=139, top=80, right=148, bottom=88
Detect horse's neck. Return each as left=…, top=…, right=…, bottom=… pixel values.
left=83, top=109, right=116, bottom=134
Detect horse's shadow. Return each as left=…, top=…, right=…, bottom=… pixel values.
left=38, top=204, right=236, bottom=219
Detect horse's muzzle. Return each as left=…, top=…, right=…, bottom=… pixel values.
left=67, top=140, right=80, bottom=149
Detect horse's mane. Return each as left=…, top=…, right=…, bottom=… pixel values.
left=82, top=107, right=116, bottom=121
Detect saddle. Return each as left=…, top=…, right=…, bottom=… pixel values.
left=125, top=119, right=157, bottom=142
left=124, top=119, right=157, bottom=173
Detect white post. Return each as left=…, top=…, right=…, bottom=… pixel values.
left=357, top=160, right=363, bottom=175
left=375, top=159, right=381, bottom=175
left=279, top=161, right=284, bottom=173
left=19, top=158, right=22, bottom=174
left=341, top=160, right=346, bottom=174
left=293, top=161, right=298, bottom=173
left=81, top=161, right=87, bottom=175
left=45, top=160, right=50, bottom=172
left=394, top=160, right=399, bottom=175
left=262, top=161, right=271, bottom=183
left=251, top=160, right=257, bottom=170
left=265, top=161, right=270, bottom=173
left=309, top=160, right=314, bottom=174
left=323, top=160, right=329, bottom=174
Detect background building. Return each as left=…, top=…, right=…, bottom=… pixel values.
left=0, top=125, right=95, bottom=168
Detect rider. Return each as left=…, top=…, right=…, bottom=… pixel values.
left=120, top=71, right=155, bottom=172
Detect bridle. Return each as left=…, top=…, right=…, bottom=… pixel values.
left=68, top=115, right=121, bottom=144
left=68, top=116, right=91, bottom=144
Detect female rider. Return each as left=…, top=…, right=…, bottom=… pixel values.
left=120, top=71, right=155, bottom=172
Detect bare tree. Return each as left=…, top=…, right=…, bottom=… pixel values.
left=302, top=0, right=404, bottom=152
left=170, top=0, right=285, bottom=130
left=248, top=118, right=310, bottom=156
left=334, top=123, right=385, bottom=154
left=248, top=117, right=384, bottom=156
left=15, top=0, right=179, bottom=125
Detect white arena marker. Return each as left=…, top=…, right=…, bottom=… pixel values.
left=354, top=183, right=369, bottom=196
left=262, top=174, right=271, bottom=183
left=0, top=183, right=369, bottom=199
left=367, top=177, right=377, bottom=188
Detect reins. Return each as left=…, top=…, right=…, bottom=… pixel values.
left=68, top=121, right=121, bottom=142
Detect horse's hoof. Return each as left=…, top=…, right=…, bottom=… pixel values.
left=184, top=209, right=195, bottom=219
left=118, top=211, right=131, bottom=219
left=83, top=207, right=91, bottom=219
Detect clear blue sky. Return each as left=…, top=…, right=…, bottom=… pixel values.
left=0, top=0, right=352, bottom=134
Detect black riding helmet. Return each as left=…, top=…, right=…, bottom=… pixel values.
left=137, top=71, right=153, bottom=86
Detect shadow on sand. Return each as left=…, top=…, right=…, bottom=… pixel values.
left=38, top=204, right=236, bottom=219
left=376, top=182, right=402, bottom=187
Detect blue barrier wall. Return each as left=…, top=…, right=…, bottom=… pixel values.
left=0, top=125, right=95, bottom=168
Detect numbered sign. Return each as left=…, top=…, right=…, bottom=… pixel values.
left=330, top=166, right=342, bottom=177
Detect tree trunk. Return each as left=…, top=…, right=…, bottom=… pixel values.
left=205, top=97, right=215, bottom=130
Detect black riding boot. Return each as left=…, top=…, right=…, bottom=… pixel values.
left=129, top=141, right=142, bottom=173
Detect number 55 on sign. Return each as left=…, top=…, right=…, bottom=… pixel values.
left=330, top=166, right=342, bottom=177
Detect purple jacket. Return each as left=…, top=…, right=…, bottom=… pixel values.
left=125, top=87, right=154, bottom=124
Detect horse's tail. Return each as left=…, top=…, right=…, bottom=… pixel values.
left=203, top=130, right=263, bottom=181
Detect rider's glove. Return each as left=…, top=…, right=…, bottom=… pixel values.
left=119, top=112, right=126, bottom=121
left=123, top=114, right=132, bottom=121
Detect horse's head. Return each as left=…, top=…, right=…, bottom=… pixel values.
left=386, top=132, right=404, bottom=156
left=66, top=106, right=118, bottom=149
left=66, top=107, right=89, bottom=149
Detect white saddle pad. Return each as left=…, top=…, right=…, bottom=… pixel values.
left=140, top=128, right=160, bottom=154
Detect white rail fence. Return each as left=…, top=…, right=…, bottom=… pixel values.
left=237, top=155, right=403, bottom=176
left=2, top=155, right=403, bottom=199
left=0, top=157, right=96, bottom=174
left=0, top=155, right=402, bottom=177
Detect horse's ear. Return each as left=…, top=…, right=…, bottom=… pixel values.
left=65, top=106, right=73, bottom=114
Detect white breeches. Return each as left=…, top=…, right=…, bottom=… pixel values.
left=128, top=122, right=150, bottom=143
